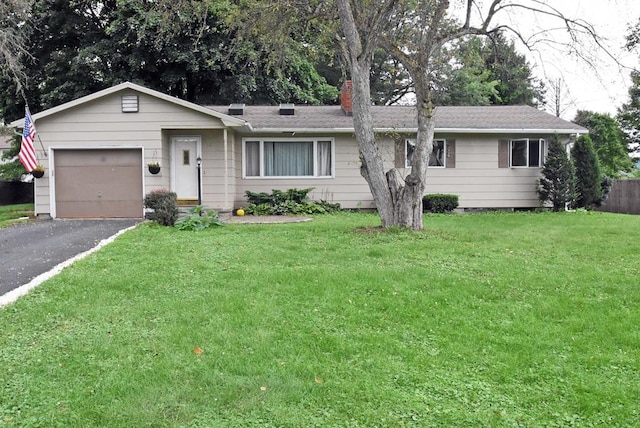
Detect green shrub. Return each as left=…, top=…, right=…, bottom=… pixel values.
left=243, top=188, right=341, bottom=215
left=144, top=188, right=178, bottom=226
left=245, top=188, right=314, bottom=206
left=422, top=194, right=459, bottom=213
left=175, top=206, right=224, bottom=231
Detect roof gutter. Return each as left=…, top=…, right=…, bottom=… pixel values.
left=241, top=126, right=589, bottom=135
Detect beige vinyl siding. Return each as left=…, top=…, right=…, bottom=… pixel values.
left=424, top=135, right=545, bottom=208
left=191, top=129, right=231, bottom=210
left=30, top=91, right=228, bottom=216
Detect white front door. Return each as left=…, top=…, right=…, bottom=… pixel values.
left=171, top=137, right=200, bottom=200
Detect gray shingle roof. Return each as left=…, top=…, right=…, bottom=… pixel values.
left=206, top=104, right=586, bottom=134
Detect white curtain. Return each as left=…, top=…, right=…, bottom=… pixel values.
left=317, top=141, right=332, bottom=176
left=265, top=141, right=313, bottom=176
left=245, top=141, right=260, bottom=176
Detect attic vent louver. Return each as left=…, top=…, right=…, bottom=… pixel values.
left=279, top=103, right=295, bottom=115
left=121, top=95, right=139, bottom=113
left=228, top=103, right=245, bottom=115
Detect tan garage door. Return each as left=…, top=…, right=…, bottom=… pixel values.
left=54, top=149, right=143, bottom=218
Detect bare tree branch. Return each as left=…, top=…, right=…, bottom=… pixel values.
left=0, top=0, right=32, bottom=95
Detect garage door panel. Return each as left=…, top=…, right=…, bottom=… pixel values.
left=56, top=167, right=142, bottom=201
left=54, top=149, right=143, bottom=218
left=56, top=201, right=142, bottom=218
left=55, top=150, right=142, bottom=167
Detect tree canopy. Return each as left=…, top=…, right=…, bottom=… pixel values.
left=0, top=0, right=340, bottom=122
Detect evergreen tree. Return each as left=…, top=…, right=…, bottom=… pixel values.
left=572, top=135, right=603, bottom=209
left=538, top=135, right=576, bottom=211
left=573, top=110, right=633, bottom=177
left=617, top=70, right=640, bottom=155
left=482, top=32, right=545, bottom=107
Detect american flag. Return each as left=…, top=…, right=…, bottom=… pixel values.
left=18, top=107, right=38, bottom=173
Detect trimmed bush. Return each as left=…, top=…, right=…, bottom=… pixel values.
left=144, top=188, right=178, bottom=226
left=243, top=188, right=341, bottom=215
left=422, top=194, right=459, bottom=213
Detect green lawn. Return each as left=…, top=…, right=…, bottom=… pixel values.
left=1, top=211, right=639, bottom=427
left=0, top=204, right=33, bottom=227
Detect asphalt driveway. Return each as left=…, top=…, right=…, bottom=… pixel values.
left=0, top=219, right=140, bottom=299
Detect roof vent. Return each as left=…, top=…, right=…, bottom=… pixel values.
left=121, top=95, right=139, bottom=113
left=279, top=103, right=295, bottom=115
left=228, top=103, right=245, bottom=115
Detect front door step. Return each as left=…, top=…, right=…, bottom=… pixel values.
left=177, top=198, right=198, bottom=207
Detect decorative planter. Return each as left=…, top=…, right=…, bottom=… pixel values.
left=32, top=169, right=45, bottom=178
left=148, top=165, right=161, bottom=175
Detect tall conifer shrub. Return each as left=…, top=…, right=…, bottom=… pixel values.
left=538, top=135, right=576, bottom=211
left=572, top=135, right=603, bottom=209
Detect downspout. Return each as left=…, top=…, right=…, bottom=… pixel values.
left=224, top=128, right=229, bottom=211
left=565, top=132, right=580, bottom=212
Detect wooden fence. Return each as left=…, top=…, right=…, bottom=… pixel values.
left=599, top=179, right=640, bottom=215
left=0, top=181, right=34, bottom=205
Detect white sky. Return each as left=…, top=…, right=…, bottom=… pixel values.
left=495, top=0, right=640, bottom=120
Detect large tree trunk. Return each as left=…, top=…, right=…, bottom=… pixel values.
left=351, top=63, right=434, bottom=230
left=336, top=0, right=429, bottom=230
left=349, top=62, right=397, bottom=227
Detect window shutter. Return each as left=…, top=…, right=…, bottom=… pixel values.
left=446, top=139, right=456, bottom=168
left=498, top=139, right=509, bottom=168
left=395, top=139, right=405, bottom=168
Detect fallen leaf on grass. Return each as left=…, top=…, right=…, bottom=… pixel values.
left=314, top=376, right=323, bottom=384
left=193, top=346, right=204, bottom=355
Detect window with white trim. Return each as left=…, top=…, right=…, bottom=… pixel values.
left=243, top=138, right=333, bottom=178
left=406, top=139, right=446, bottom=168
left=510, top=138, right=546, bottom=167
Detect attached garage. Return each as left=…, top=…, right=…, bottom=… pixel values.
left=53, top=148, right=143, bottom=218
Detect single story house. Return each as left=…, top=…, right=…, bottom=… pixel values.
left=10, top=81, right=586, bottom=219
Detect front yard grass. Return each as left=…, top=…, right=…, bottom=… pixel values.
left=0, top=204, right=33, bottom=227
left=1, top=211, right=639, bottom=427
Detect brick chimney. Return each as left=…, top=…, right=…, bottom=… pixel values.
left=340, top=80, right=353, bottom=116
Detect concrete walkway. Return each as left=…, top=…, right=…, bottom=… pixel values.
left=0, top=219, right=140, bottom=305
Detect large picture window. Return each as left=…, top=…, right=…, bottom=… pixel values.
left=406, top=139, right=446, bottom=168
left=510, top=138, right=546, bottom=167
left=243, top=138, right=333, bottom=178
